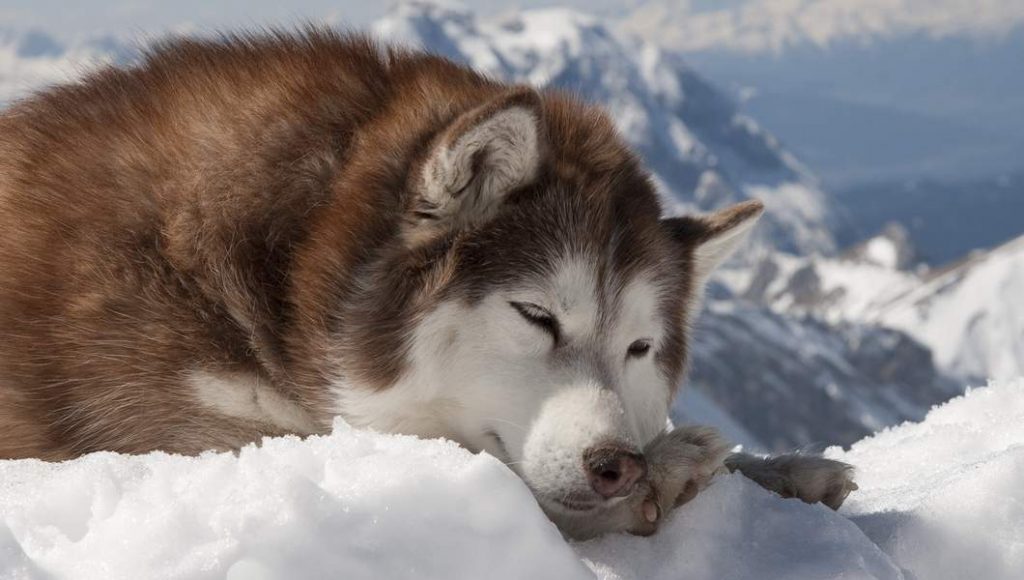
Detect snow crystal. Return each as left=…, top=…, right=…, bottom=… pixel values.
left=3, top=378, right=1023, bottom=579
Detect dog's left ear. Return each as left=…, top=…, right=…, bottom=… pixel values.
left=406, top=88, right=544, bottom=245
left=663, top=199, right=764, bottom=284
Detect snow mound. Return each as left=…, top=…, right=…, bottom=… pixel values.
left=0, top=424, right=590, bottom=580
left=577, top=474, right=899, bottom=580
left=830, top=376, right=1024, bottom=580
left=3, top=378, right=1023, bottom=579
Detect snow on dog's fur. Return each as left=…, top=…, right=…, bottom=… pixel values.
left=0, top=30, right=853, bottom=537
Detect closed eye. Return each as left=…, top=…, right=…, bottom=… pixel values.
left=627, top=339, right=652, bottom=359
left=509, top=301, right=560, bottom=344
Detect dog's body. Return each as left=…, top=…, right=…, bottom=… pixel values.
left=0, top=31, right=852, bottom=536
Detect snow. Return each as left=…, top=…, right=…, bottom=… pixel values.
left=876, top=235, right=1024, bottom=381
left=829, top=376, right=1024, bottom=580
left=832, top=235, right=1022, bottom=382
left=577, top=475, right=900, bottom=580
left=4, top=378, right=1023, bottom=579
left=864, top=237, right=899, bottom=269
left=0, top=424, right=591, bottom=580
left=729, top=231, right=1024, bottom=384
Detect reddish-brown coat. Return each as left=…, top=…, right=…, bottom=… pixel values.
left=0, top=30, right=696, bottom=459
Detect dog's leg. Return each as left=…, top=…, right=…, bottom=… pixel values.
left=725, top=452, right=858, bottom=510
left=570, top=431, right=857, bottom=539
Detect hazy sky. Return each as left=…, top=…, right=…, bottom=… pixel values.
left=0, top=0, right=635, bottom=40
left=5, top=1, right=1021, bottom=48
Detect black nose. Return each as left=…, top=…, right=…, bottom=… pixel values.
left=584, top=444, right=646, bottom=499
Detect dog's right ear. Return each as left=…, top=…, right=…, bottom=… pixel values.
left=405, top=88, right=544, bottom=246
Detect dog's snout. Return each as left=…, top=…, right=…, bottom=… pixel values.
left=584, top=444, right=646, bottom=499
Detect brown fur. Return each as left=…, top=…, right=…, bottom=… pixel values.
left=0, top=30, right=710, bottom=459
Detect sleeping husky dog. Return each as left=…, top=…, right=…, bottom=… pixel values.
left=0, top=31, right=854, bottom=537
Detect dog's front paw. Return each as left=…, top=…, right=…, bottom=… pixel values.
left=725, top=452, right=858, bottom=510
left=624, top=426, right=732, bottom=536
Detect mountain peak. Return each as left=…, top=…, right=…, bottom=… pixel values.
left=844, top=223, right=919, bottom=270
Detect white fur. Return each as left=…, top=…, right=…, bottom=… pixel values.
left=692, top=211, right=761, bottom=282
left=190, top=370, right=318, bottom=435
left=419, top=106, right=540, bottom=229
left=614, top=277, right=671, bottom=446
left=329, top=201, right=764, bottom=535
left=332, top=302, right=469, bottom=442
left=547, top=257, right=601, bottom=338
left=334, top=255, right=671, bottom=515
left=521, top=383, right=633, bottom=499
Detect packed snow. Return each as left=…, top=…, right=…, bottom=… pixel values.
left=829, top=376, right=1024, bottom=580
left=3, top=378, right=1022, bottom=579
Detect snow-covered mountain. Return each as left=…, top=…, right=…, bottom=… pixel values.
left=876, top=236, right=1024, bottom=383
left=733, top=229, right=1024, bottom=387
left=681, top=298, right=959, bottom=451
left=372, top=1, right=836, bottom=255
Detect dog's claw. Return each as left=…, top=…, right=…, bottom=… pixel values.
left=642, top=499, right=659, bottom=523
left=621, top=426, right=731, bottom=535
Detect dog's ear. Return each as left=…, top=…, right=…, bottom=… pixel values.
left=663, top=200, right=764, bottom=281
left=662, top=200, right=764, bottom=311
left=406, top=88, right=544, bottom=245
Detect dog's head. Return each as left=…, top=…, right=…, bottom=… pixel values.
left=336, top=88, right=762, bottom=523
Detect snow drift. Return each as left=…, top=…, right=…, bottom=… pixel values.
left=831, top=376, right=1024, bottom=579
left=2, top=378, right=1022, bottom=580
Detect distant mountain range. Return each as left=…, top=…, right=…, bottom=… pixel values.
left=622, top=0, right=1024, bottom=54
left=685, top=30, right=1024, bottom=188
left=731, top=227, right=1024, bottom=386
left=624, top=1, right=1024, bottom=190
left=834, top=173, right=1024, bottom=266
